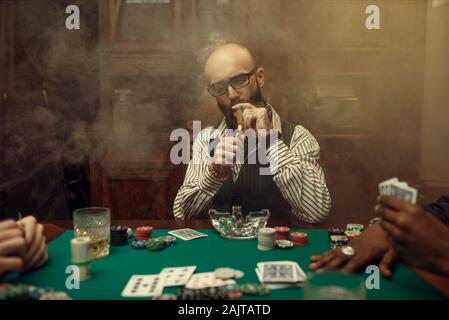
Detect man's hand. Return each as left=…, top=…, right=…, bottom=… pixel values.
left=17, top=216, right=48, bottom=272
left=376, top=196, right=449, bottom=277
left=232, top=103, right=271, bottom=134
left=0, top=220, right=26, bottom=278
left=309, top=222, right=397, bottom=278
left=211, top=136, right=244, bottom=175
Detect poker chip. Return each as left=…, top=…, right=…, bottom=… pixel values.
left=153, top=294, right=177, bottom=300
left=329, top=235, right=347, bottom=242
left=345, top=230, right=362, bottom=239
left=328, top=233, right=349, bottom=249
left=224, top=284, right=243, bottom=299
left=135, top=226, right=153, bottom=241
left=328, top=227, right=345, bottom=235
left=110, top=225, right=128, bottom=246
left=346, top=224, right=365, bottom=232
left=227, top=290, right=243, bottom=299
left=258, top=227, right=276, bottom=251
left=131, top=240, right=148, bottom=249
left=290, top=232, right=309, bottom=246
left=39, top=291, right=72, bottom=300
left=276, top=239, right=294, bottom=249
left=274, top=226, right=290, bottom=240
left=146, top=238, right=166, bottom=251
left=160, top=235, right=176, bottom=246
left=177, top=286, right=228, bottom=300
left=0, top=284, right=71, bottom=301
left=234, top=270, right=245, bottom=279
left=127, top=227, right=133, bottom=239
left=240, top=283, right=271, bottom=296
left=214, top=268, right=236, bottom=280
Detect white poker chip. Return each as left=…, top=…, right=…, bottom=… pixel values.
left=276, top=240, right=294, bottom=249
left=214, top=267, right=236, bottom=279
left=39, top=292, right=72, bottom=300
left=330, top=235, right=348, bottom=242
left=233, top=270, right=244, bottom=279
left=258, top=227, right=275, bottom=235
left=127, top=228, right=133, bottom=238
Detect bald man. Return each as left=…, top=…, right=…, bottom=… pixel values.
left=173, top=44, right=331, bottom=224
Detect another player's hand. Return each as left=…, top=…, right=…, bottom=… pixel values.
left=17, top=216, right=48, bottom=272
left=232, top=103, right=271, bottom=135
left=309, top=222, right=397, bottom=278
left=0, top=220, right=26, bottom=278
left=376, top=196, right=449, bottom=277
left=211, top=136, right=244, bottom=174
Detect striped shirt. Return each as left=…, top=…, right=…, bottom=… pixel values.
left=173, top=105, right=331, bottom=223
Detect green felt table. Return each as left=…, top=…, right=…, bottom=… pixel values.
left=7, top=229, right=446, bottom=300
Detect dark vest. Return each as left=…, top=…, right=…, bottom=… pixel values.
left=209, top=119, right=295, bottom=226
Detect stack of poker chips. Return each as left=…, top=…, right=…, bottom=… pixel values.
left=257, top=227, right=276, bottom=251
left=176, top=283, right=268, bottom=300
left=0, top=283, right=71, bottom=300
left=146, top=237, right=166, bottom=251
left=71, top=237, right=91, bottom=281
left=134, top=226, right=153, bottom=241
left=345, top=224, right=365, bottom=240
left=110, top=225, right=128, bottom=246
left=274, top=226, right=290, bottom=240
left=290, top=232, right=309, bottom=246
left=328, top=228, right=348, bottom=249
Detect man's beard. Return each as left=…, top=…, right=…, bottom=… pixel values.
left=218, top=83, right=266, bottom=129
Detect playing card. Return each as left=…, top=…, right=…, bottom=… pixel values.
left=168, top=229, right=208, bottom=241
left=159, top=266, right=196, bottom=287
left=257, top=261, right=304, bottom=283
left=185, top=272, right=235, bottom=290
left=390, top=183, right=417, bottom=204
left=121, top=275, right=165, bottom=298
left=379, top=177, right=399, bottom=196
left=255, top=268, right=304, bottom=289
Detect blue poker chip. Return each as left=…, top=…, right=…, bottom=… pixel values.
left=131, top=240, right=148, bottom=249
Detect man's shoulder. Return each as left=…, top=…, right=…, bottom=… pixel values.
left=280, top=120, right=317, bottom=141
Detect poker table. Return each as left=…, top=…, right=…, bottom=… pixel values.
left=6, top=220, right=448, bottom=300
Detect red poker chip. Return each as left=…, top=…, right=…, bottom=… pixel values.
left=290, top=232, right=308, bottom=239
left=136, top=226, right=153, bottom=232
left=275, top=226, right=290, bottom=233
left=134, top=236, right=150, bottom=240
left=227, top=291, right=243, bottom=299
left=290, top=232, right=309, bottom=246
left=291, top=240, right=309, bottom=245
left=275, top=226, right=290, bottom=240
left=135, top=231, right=151, bottom=235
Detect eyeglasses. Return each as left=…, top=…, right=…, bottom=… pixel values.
left=207, top=68, right=257, bottom=97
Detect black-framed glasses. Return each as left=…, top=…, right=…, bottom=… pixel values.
left=207, top=68, right=257, bottom=97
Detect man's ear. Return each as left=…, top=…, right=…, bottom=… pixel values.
left=256, top=67, right=265, bottom=87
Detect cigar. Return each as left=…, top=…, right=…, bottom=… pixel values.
left=235, top=109, right=243, bottom=131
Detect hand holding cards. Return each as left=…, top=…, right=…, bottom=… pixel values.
left=378, top=177, right=417, bottom=204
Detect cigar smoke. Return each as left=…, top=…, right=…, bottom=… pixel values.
left=1, top=0, right=448, bottom=219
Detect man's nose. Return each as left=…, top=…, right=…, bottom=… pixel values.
left=227, top=85, right=239, bottom=99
